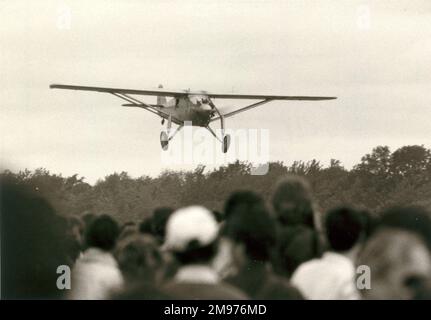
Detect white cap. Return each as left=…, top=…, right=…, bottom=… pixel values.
left=163, top=206, right=219, bottom=252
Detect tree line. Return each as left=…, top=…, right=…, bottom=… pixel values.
left=2, top=145, right=431, bottom=222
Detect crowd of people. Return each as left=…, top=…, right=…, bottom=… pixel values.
left=2, top=175, right=431, bottom=299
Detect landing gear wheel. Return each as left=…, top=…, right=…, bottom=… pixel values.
left=160, top=131, right=169, bottom=151
left=222, top=134, right=231, bottom=153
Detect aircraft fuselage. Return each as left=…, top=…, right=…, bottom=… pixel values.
left=155, top=95, right=215, bottom=127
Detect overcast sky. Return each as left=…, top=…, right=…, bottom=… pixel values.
left=1, top=0, right=431, bottom=183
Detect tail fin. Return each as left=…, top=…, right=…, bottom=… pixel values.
left=157, top=84, right=167, bottom=106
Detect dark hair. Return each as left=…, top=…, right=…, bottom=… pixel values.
left=377, top=206, right=431, bottom=251
left=212, top=210, right=224, bottom=223
left=224, top=191, right=276, bottom=261
left=81, top=212, right=96, bottom=229
left=151, top=207, right=174, bottom=243
left=271, top=176, right=315, bottom=227
left=85, top=214, right=120, bottom=251
left=224, top=190, right=265, bottom=219
left=325, top=206, right=366, bottom=252
left=1, top=182, right=70, bottom=299
left=139, top=217, right=153, bottom=235
left=115, top=234, right=162, bottom=283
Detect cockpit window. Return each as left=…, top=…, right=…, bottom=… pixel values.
left=189, top=95, right=208, bottom=106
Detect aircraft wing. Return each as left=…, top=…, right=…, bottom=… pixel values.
left=209, top=94, right=337, bottom=122
left=50, top=84, right=183, bottom=123
left=50, top=84, right=188, bottom=97
left=50, top=84, right=336, bottom=101
left=207, top=93, right=337, bottom=100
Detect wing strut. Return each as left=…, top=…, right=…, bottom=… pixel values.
left=209, top=99, right=273, bottom=122
left=111, top=92, right=181, bottom=124
left=112, top=93, right=159, bottom=116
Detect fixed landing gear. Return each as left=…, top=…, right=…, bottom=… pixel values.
left=206, top=126, right=231, bottom=153
left=206, top=100, right=231, bottom=153
left=213, top=106, right=230, bottom=153
left=162, top=125, right=231, bottom=153
left=160, top=115, right=172, bottom=151
left=160, top=115, right=183, bottom=151
left=160, top=131, right=169, bottom=150
left=160, top=100, right=231, bottom=153
left=222, top=134, right=231, bottom=153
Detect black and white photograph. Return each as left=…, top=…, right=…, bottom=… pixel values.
left=1, top=0, right=431, bottom=306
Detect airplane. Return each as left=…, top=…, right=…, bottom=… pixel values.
left=50, top=84, right=336, bottom=153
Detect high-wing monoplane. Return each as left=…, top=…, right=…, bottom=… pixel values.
left=50, top=84, right=336, bottom=153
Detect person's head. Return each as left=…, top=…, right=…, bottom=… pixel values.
left=272, top=176, right=315, bottom=227
left=223, top=191, right=276, bottom=267
left=357, top=228, right=431, bottom=299
left=85, top=214, right=120, bottom=251
left=81, top=212, right=96, bottom=229
left=115, top=234, right=163, bottom=284
left=67, top=215, right=85, bottom=243
left=377, top=206, right=431, bottom=251
left=224, top=190, right=265, bottom=220
left=325, top=206, right=367, bottom=253
left=118, top=221, right=138, bottom=241
left=357, top=206, right=431, bottom=299
left=163, top=206, right=219, bottom=266
left=212, top=210, right=224, bottom=223
left=139, top=217, right=153, bottom=235
left=1, top=182, right=70, bottom=299
left=151, top=207, right=174, bottom=243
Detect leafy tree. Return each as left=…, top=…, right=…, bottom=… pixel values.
left=2, top=145, right=430, bottom=222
